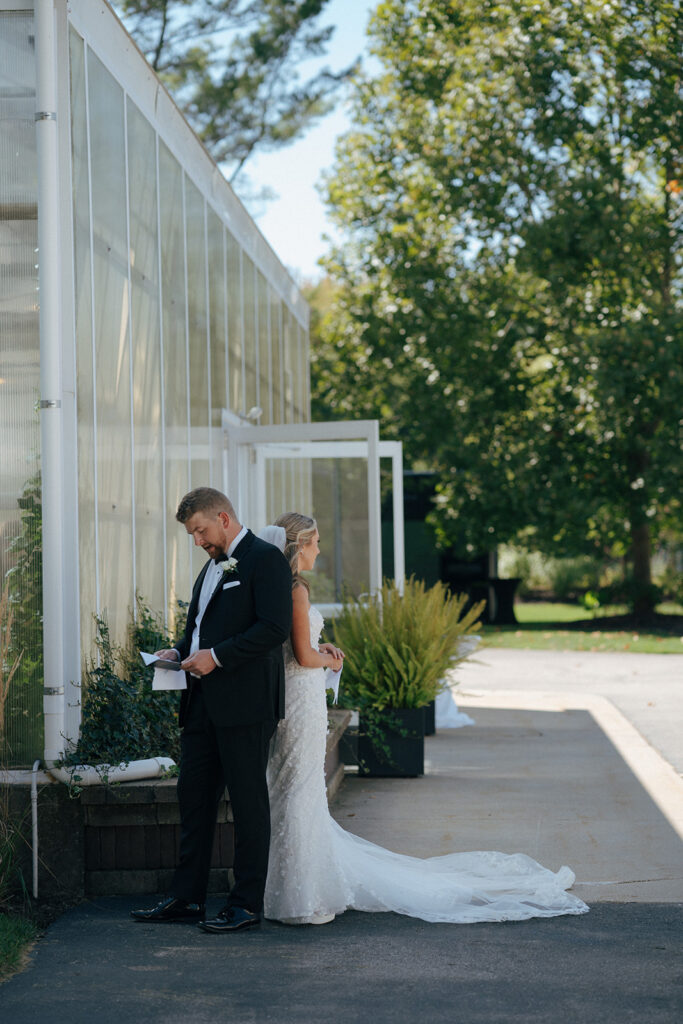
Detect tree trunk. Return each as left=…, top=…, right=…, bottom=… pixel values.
left=630, top=520, right=655, bottom=619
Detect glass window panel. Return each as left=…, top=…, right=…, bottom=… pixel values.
left=158, top=140, right=190, bottom=616
left=127, top=98, right=164, bottom=615
left=87, top=49, right=133, bottom=649
left=184, top=176, right=210, bottom=568
left=243, top=253, right=257, bottom=417
left=311, top=457, right=369, bottom=602
left=270, top=290, right=283, bottom=424
left=207, top=211, right=226, bottom=422
left=300, top=323, right=310, bottom=422
left=0, top=11, right=42, bottom=764
left=226, top=230, right=242, bottom=415
left=282, top=305, right=294, bottom=424
left=293, top=321, right=304, bottom=423
left=208, top=210, right=226, bottom=485
left=69, top=26, right=98, bottom=665
left=185, top=178, right=208, bottom=432
left=263, top=456, right=369, bottom=602
left=257, top=270, right=270, bottom=424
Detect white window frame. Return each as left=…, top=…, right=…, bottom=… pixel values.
left=222, top=414, right=404, bottom=612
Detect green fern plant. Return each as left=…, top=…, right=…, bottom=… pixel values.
left=334, top=577, right=484, bottom=711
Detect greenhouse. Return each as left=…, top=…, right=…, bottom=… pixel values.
left=0, top=0, right=403, bottom=768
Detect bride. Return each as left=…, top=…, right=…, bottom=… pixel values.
left=259, top=514, right=589, bottom=926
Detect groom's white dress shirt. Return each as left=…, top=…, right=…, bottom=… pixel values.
left=184, top=525, right=248, bottom=670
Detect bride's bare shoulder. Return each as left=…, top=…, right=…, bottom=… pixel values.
left=291, top=583, right=310, bottom=610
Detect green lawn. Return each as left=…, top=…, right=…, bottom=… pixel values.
left=0, top=913, right=37, bottom=982
left=481, top=602, right=683, bottom=653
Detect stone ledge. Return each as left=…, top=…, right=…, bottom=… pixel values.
left=325, top=708, right=351, bottom=803
left=81, top=778, right=179, bottom=805
left=87, top=866, right=232, bottom=897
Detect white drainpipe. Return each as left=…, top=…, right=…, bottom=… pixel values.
left=31, top=759, right=41, bottom=899
left=47, top=758, right=176, bottom=787
left=35, top=0, right=66, bottom=765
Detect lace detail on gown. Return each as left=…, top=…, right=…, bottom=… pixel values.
left=265, top=607, right=349, bottom=922
left=264, top=606, right=589, bottom=925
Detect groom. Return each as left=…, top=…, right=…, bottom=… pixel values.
left=132, top=487, right=292, bottom=932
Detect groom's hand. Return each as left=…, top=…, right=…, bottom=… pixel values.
left=181, top=649, right=216, bottom=677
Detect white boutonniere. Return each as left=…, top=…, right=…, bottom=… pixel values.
left=217, top=556, right=239, bottom=574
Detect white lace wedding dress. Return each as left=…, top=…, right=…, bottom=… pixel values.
left=264, top=606, right=589, bottom=925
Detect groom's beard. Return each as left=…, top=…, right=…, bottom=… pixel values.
left=203, top=545, right=226, bottom=561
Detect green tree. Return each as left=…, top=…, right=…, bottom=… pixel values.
left=112, top=0, right=354, bottom=182
left=316, top=0, right=682, bottom=616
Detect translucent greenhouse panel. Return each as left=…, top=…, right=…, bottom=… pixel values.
left=70, top=26, right=98, bottom=665
left=257, top=269, right=270, bottom=424
left=127, top=98, right=164, bottom=615
left=282, top=306, right=295, bottom=423
left=270, top=290, right=283, bottom=424
left=294, top=322, right=305, bottom=423
left=226, top=230, right=243, bottom=417
left=208, top=210, right=227, bottom=487
left=242, top=253, right=257, bottom=418
left=300, top=323, right=310, bottom=422
left=158, top=141, right=191, bottom=620
left=88, top=50, right=134, bottom=649
left=0, top=11, right=43, bottom=764
left=185, top=176, right=211, bottom=522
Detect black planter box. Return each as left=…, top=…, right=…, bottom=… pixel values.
left=423, top=699, right=436, bottom=736
left=358, top=707, right=425, bottom=777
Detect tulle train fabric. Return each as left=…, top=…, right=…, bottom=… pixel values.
left=264, top=606, right=589, bottom=924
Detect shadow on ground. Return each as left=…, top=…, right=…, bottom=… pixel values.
left=1, top=897, right=681, bottom=1023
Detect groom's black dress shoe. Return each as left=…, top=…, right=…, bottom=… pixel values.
left=130, top=896, right=205, bottom=922
left=198, top=906, right=261, bottom=933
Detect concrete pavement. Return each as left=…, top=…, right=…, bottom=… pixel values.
left=334, top=699, right=683, bottom=905
left=455, top=648, right=683, bottom=773
left=1, top=649, right=682, bottom=1022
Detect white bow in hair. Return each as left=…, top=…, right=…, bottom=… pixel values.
left=258, top=524, right=287, bottom=553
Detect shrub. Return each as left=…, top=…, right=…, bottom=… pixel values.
left=595, top=578, right=663, bottom=616
left=547, top=556, right=603, bottom=601
left=656, top=565, right=683, bottom=606
left=0, top=582, right=30, bottom=909
left=333, top=577, right=484, bottom=711
left=65, top=599, right=182, bottom=768
left=2, top=473, right=43, bottom=765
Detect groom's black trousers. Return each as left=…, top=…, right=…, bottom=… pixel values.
left=171, top=685, right=276, bottom=913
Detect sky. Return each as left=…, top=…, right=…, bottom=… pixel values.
left=237, top=0, right=378, bottom=284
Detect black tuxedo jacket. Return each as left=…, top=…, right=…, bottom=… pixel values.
left=175, top=530, right=292, bottom=728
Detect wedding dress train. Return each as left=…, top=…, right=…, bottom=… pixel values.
left=264, top=606, right=589, bottom=925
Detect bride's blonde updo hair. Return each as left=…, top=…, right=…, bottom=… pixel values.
left=274, top=512, right=317, bottom=592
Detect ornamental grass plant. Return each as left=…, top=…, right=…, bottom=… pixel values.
left=334, top=577, right=484, bottom=711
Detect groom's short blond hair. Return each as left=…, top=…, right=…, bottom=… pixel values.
left=176, top=487, right=237, bottom=523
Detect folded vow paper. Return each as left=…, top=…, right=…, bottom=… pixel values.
left=140, top=651, right=187, bottom=691
left=323, top=665, right=342, bottom=703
